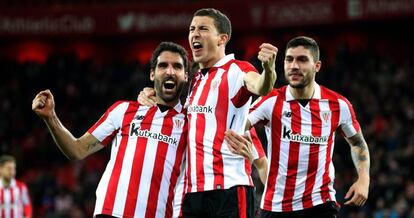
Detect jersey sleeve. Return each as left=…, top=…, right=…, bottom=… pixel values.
left=248, top=94, right=276, bottom=127
left=249, top=127, right=265, bottom=160
left=87, top=101, right=128, bottom=146
left=22, top=183, right=32, bottom=218
left=338, top=98, right=361, bottom=138
left=231, top=61, right=260, bottom=107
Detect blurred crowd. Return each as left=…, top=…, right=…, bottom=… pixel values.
left=1, top=41, right=413, bottom=217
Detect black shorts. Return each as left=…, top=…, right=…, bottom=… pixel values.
left=260, top=201, right=339, bottom=218
left=95, top=215, right=118, bottom=218
left=182, top=185, right=255, bottom=218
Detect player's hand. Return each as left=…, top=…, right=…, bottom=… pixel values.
left=344, top=176, right=369, bottom=206
left=138, top=87, right=157, bottom=107
left=32, top=89, right=56, bottom=119
left=258, top=43, right=278, bottom=73
left=224, top=130, right=254, bottom=163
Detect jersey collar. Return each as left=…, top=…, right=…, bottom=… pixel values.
left=213, top=54, right=235, bottom=68
left=286, top=83, right=321, bottom=101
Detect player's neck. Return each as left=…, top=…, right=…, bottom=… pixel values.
left=199, top=50, right=225, bottom=69
left=156, top=97, right=179, bottom=108
left=1, top=177, right=11, bottom=188
left=290, top=82, right=315, bottom=99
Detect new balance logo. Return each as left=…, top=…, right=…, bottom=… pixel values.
left=282, top=126, right=328, bottom=144
left=134, top=115, right=145, bottom=120
left=283, top=111, right=292, bottom=117
left=130, top=123, right=178, bottom=147
left=187, top=105, right=213, bottom=114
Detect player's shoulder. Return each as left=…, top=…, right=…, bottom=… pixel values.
left=231, top=59, right=258, bottom=72
left=319, top=85, right=349, bottom=101
left=104, top=100, right=140, bottom=114
left=14, top=179, right=28, bottom=188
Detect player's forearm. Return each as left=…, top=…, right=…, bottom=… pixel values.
left=257, top=166, right=268, bottom=185
left=259, top=67, right=277, bottom=95
left=348, top=132, right=371, bottom=180
left=43, top=115, right=87, bottom=160
left=254, top=157, right=268, bottom=185
left=248, top=69, right=276, bottom=96
left=351, top=145, right=370, bottom=180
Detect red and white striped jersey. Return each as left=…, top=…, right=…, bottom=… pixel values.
left=172, top=127, right=266, bottom=217
left=249, top=84, right=360, bottom=212
left=185, top=54, right=259, bottom=193
left=0, top=179, right=32, bottom=218
left=88, top=101, right=187, bottom=218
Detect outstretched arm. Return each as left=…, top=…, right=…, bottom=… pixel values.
left=344, top=130, right=370, bottom=206
left=244, top=43, right=277, bottom=96
left=32, top=89, right=104, bottom=160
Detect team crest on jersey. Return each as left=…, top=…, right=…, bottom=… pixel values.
left=211, top=78, right=221, bottom=90
left=320, top=111, right=331, bottom=125
left=173, top=118, right=184, bottom=129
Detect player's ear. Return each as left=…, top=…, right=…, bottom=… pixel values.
left=150, top=70, right=155, bottom=81
left=184, top=71, right=188, bottom=83
left=218, top=34, right=229, bottom=46
left=315, top=60, right=322, bottom=73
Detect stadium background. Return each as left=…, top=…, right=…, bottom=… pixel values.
left=1, top=0, right=413, bottom=217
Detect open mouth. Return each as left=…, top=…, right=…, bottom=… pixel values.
left=163, top=80, right=176, bottom=90
left=192, top=42, right=203, bottom=50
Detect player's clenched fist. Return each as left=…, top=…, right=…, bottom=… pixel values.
left=32, top=89, right=56, bottom=119
left=258, top=43, right=278, bottom=72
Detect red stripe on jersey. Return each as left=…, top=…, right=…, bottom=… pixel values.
left=237, top=186, right=247, bottom=218
left=123, top=107, right=157, bottom=217
left=193, top=70, right=216, bottom=191
left=101, top=130, right=118, bottom=146
left=321, top=96, right=340, bottom=203
left=10, top=187, right=14, bottom=218
left=89, top=101, right=124, bottom=133
left=0, top=189, right=4, bottom=218
left=145, top=110, right=175, bottom=218
left=186, top=75, right=202, bottom=192
left=340, top=96, right=360, bottom=133
left=263, top=94, right=284, bottom=211
left=232, top=86, right=251, bottom=108
left=231, top=59, right=257, bottom=108
left=212, top=70, right=228, bottom=189
left=101, top=103, right=138, bottom=215
left=282, top=102, right=301, bottom=211
left=250, top=127, right=265, bottom=158
left=250, top=89, right=278, bottom=113
left=187, top=73, right=202, bottom=107
left=302, top=100, right=322, bottom=208
left=165, top=126, right=187, bottom=218
left=186, top=140, right=193, bottom=192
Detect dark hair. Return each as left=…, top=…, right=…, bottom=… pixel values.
left=150, top=42, right=189, bottom=71
left=194, top=8, right=232, bottom=44
left=0, top=155, right=16, bottom=166
left=286, top=36, right=320, bottom=61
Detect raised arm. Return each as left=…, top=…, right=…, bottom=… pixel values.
left=244, top=43, right=277, bottom=96
left=32, top=90, right=104, bottom=160
left=344, top=130, right=370, bottom=206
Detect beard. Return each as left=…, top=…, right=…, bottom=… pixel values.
left=154, top=78, right=185, bottom=103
